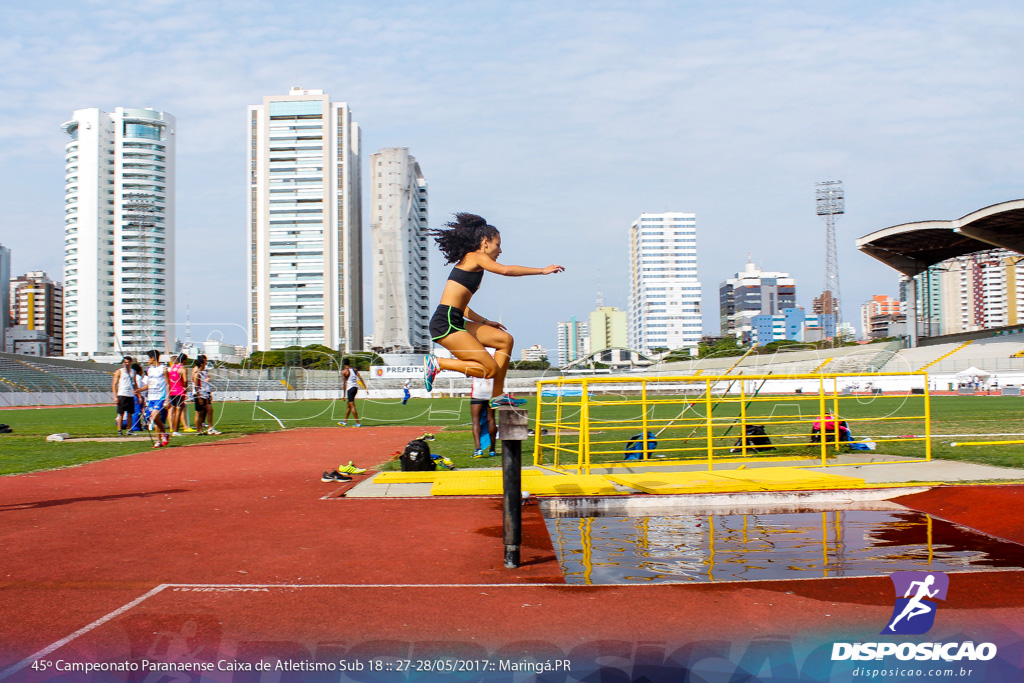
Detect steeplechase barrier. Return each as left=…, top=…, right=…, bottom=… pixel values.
left=533, top=372, right=931, bottom=474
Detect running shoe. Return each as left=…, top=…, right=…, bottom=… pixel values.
left=321, top=471, right=352, bottom=483
left=489, top=450, right=497, bottom=457
left=171, top=431, right=181, bottom=437
left=489, top=394, right=527, bottom=408
left=207, top=429, right=223, bottom=435
left=420, top=432, right=435, bottom=441
left=337, top=461, right=366, bottom=475
left=472, top=449, right=484, bottom=458
left=182, top=427, right=197, bottom=433
left=353, top=423, right=362, bottom=428
left=152, top=440, right=164, bottom=449
left=423, top=354, right=440, bottom=391
left=337, top=421, right=347, bottom=426
left=432, top=454, right=455, bottom=470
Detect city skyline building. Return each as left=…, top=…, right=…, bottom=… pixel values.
left=61, top=107, right=176, bottom=356
left=932, top=249, right=1024, bottom=336
left=628, top=211, right=702, bottom=354
left=9, top=271, right=64, bottom=355
left=0, top=243, right=9, bottom=352
left=719, top=259, right=796, bottom=342
left=369, top=147, right=429, bottom=354
left=590, top=306, right=628, bottom=353
left=556, top=317, right=589, bottom=368
left=860, top=294, right=902, bottom=340
left=750, top=307, right=835, bottom=345
left=520, top=344, right=548, bottom=362
left=247, top=87, right=363, bottom=353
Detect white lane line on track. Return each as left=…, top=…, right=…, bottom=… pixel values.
left=7, top=568, right=1023, bottom=678
left=0, top=584, right=170, bottom=682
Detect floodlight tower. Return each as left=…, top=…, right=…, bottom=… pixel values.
left=816, top=180, right=845, bottom=335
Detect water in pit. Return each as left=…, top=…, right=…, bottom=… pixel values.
left=543, top=508, right=1024, bottom=584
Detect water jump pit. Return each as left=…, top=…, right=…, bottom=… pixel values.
left=541, top=500, right=1024, bottom=585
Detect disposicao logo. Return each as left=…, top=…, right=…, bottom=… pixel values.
left=831, top=571, right=998, bottom=663
left=882, top=571, right=948, bottom=635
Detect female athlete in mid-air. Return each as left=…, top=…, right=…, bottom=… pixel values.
left=424, top=213, right=564, bottom=407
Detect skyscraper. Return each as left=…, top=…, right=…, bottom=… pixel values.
left=719, top=259, right=796, bottom=342
left=370, top=148, right=429, bottom=354
left=556, top=317, right=589, bottom=367
left=9, top=272, right=64, bottom=355
left=247, top=88, right=363, bottom=353
left=628, top=212, right=702, bottom=354
left=61, top=108, right=175, bottom=357
left=0, top=243, right=9, bottom=352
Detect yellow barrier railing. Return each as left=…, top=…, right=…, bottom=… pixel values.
left=533, top=372, right=931, bottom=475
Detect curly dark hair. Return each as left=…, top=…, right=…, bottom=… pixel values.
left=428, top=212, right=500, bottom=264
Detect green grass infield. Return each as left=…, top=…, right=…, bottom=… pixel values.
left=0, top=394, right=1022, bottom=476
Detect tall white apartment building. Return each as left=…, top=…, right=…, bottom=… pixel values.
left=61, top=108, right=176, bottom=356
left=628, top=212, right=702, bottom=354
left=934, top=249, right=1024, bottom=334
left=370, top=148, right=429, bottom=353
left=247, top=88, right=363, bottom=352
left=556, top=317, right=589, bottom=367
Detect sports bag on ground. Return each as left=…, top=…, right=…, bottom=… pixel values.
left=400, top=438, right=436, bottom=471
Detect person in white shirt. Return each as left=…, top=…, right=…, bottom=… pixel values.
left=111, top=356, right=138, bottom=437
left=337, top=359, right=366, bottom=427
left=136, top=350, right=171, bottom=448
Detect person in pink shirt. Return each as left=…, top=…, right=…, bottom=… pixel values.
left=167, top=353, right=189, bottom=437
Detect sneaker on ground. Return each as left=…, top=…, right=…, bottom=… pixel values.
left=207, top=429, right=222, bottom=435
left=433, top=455, right=455, bottom=470
left=489, top=450, right=497, bottom=457
left=321, top=471, right=352, bottom=483
left=118, top=430, right=124, bottom=437
left=182, top=427, right=197, bottom=433
left=152, top=441, right=164, bottom=449
left=337, top=421, right=347, bottom=426
left=171, top=431, right=181, bottom=437
left=423, top=354, right=440, bottom=391
left=337, top=461, right=366, bottom=475
left=489, top=394, right=527, bottom=408
left=472, top=449, right=484, bottom=458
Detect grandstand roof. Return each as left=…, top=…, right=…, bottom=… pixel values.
left=857, top=198, right=1024, bottom=276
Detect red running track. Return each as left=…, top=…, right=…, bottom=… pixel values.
left=1, top=428, right=1023, bottom=679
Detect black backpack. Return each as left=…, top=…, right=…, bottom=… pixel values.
left=730, top=424, right=775, bottom=453
left=0, top=424, right=11, bottom=434
left=400, top=438, right=436, bottom=472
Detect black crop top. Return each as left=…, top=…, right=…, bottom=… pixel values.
left=448, top=266, right=484, bottom=293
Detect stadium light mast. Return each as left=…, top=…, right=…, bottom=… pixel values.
left=816, top=180, right=845, bottom=341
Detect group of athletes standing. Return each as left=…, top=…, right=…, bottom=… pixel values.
left=111, top=351, right=221, bottom=448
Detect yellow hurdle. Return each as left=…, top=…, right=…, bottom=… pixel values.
left=534, top=371, right=932, bottom=475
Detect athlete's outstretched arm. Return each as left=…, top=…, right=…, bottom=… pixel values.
left=469, top=252, right=564, bottom=277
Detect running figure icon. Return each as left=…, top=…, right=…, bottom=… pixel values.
left=888, top=574, right=938, bottom=631
left=882, top=571, right=949, bottom=635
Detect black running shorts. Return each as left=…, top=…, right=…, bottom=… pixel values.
left=116, top=396, right=135, bottom=416
left=347, top=386, right=358, bottom=402
left=169, top=394, right=185, bottom=407
left=429, top=305, right=467, bottom=341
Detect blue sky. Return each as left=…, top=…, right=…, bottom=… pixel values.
left=2, top=0, right=1023, bottom=354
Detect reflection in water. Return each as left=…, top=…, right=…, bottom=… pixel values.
left=545, top=510, right=1024, bottom=585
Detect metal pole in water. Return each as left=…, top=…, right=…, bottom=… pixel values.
left=499, top=405, right=529, bottom=568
